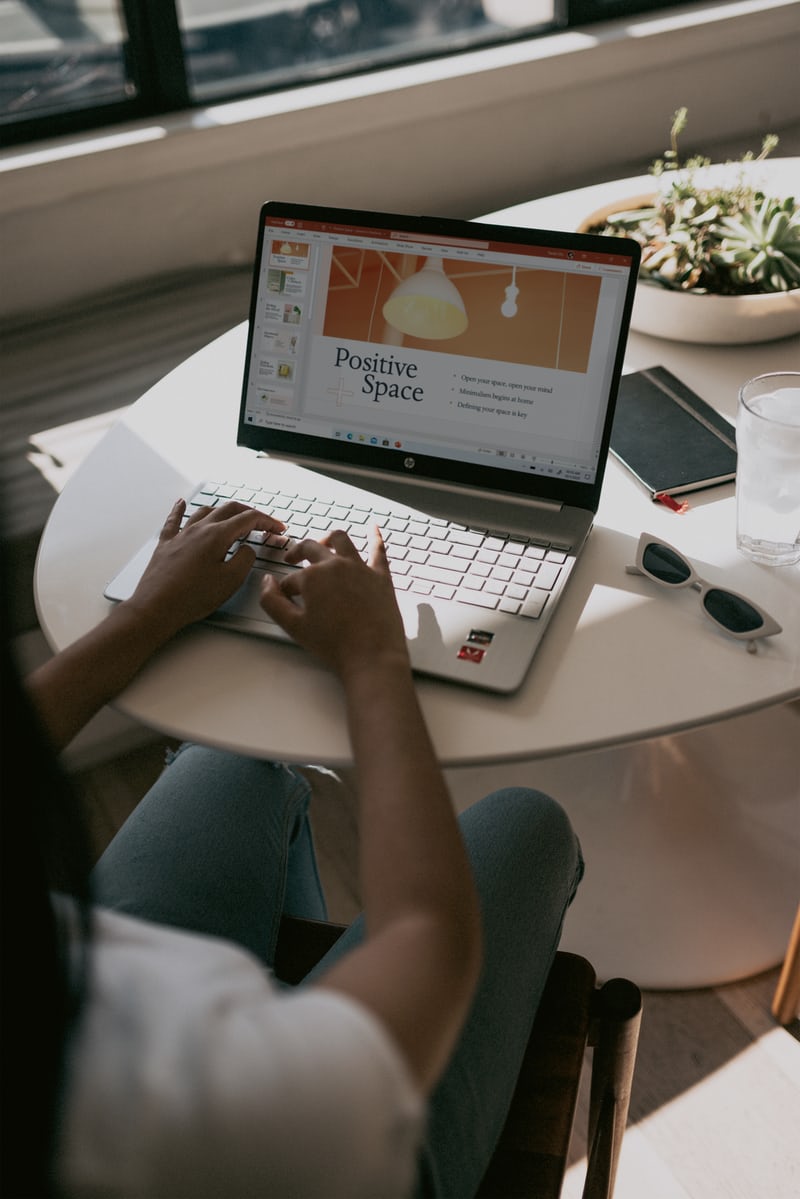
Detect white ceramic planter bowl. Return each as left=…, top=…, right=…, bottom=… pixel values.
left=631, top=280, right=800, bottom=344
left=579, top=191, right=800, bottom=345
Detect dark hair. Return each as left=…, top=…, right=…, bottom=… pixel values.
left=1, top=532, right=92, bottom=1197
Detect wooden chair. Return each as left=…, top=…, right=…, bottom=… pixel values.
left=276, top=916, right=643, bottom=1199
left=772, top=903, right=800, bottom=1026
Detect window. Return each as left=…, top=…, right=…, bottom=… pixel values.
left=0, top=2, right=684, bottom=145
left=0, top=1, right=133, bottom=125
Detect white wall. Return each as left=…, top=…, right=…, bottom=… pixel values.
left=2, top=0, right=799, bottom=320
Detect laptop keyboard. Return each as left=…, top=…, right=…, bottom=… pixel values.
left=187, top=481, right=572, bottom=620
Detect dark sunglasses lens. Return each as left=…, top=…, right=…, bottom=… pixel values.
left=641, top=543, right=691, bottom=585
left=703, top=588, right=764, bottom=633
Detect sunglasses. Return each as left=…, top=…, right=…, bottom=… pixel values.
left=626, top=534, right=782, bottom=652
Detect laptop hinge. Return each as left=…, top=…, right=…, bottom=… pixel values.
left=258, top=452, right=563, bottom=516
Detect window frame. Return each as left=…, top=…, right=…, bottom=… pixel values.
left=1, top=1, right=689, bottom=147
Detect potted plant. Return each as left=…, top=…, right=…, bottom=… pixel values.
left=579, top=109, right=800, bottom=344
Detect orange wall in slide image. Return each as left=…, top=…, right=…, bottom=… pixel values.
left=322, top=249, right=600, bottom=374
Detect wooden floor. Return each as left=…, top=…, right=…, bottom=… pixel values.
left=71, top=738, right=800, bottom=1199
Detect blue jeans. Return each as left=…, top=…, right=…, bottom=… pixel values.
left=92, top=744, right=583, bottom=1199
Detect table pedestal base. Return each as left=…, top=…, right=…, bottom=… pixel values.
left=445, top=704, right=800, bottom=990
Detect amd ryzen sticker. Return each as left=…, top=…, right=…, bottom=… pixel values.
left=467, top=629, right=494, bottom=646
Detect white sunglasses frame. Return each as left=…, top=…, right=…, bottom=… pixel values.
left=625, top=533, right=782, bottom=651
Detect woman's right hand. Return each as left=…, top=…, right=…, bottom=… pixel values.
left=258, top=527, right=410, bottom=683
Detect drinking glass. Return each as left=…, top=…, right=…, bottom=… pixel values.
left=736, top=372, right=800, bottom=566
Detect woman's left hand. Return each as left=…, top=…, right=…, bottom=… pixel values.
left=125, top=499, right=284, bottom=639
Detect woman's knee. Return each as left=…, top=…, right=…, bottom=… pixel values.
left=463, top=786, right=583, bottom=893
left=162, top=745, right=311, bottom=818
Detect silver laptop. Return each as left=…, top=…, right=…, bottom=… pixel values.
left=106, top=201, right=639, bottom=692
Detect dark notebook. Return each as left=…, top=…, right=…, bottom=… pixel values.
left=610, top=365, right=737, bottom=498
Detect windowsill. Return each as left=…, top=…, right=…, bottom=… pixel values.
left=2, top=0, right=798, bottom=317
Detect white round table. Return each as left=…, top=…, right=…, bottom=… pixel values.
left=35, top=171, right=800, bottom=986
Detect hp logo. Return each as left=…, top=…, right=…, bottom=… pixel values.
left=403, top=457, right=416, bottom=470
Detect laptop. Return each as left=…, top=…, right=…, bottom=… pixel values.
left=106, top=201, right=639, bottom=692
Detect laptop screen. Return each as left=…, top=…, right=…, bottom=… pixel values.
left=238, top=203, right=639, bottom=508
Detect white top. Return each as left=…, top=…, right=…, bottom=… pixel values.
left=56, top=907, right=423, bottom=1199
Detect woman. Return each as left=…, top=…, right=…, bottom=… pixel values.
left=1, top=496, right=582, bottom=1198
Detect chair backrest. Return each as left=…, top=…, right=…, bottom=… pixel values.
left=276, top=917, right=643, bottom=1199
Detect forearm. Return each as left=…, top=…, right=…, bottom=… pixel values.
left=342, top=658, right=480, bottom=950
left=26, top=601, right=172, bottom=752
left=26, top=500, right=283, bottom=752
left=317, top=657, right=482, bottom=1090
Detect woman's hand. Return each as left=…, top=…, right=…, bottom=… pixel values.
left=124, top=499, right=285, bottom=639
left=259, top=527, right=409, bottom=683
left=27, top=497, right=287, bottom=752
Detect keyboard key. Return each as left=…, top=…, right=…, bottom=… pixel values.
left=521, top=593, right=548, bottom=619
left=410, top=563, right=465, bottom=588
left=428, top=552, right=465, bottom=574
left=534, top=563, right=562, bottom=590
left=456, top=589, right=499, bottom=610
left=447, top=529, right=483, bottom=547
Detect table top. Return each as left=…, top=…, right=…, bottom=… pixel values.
left=34, top=171, right=800, bottom=767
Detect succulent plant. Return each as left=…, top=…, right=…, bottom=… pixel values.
left=589, top=109, right=800, bottom=296
left=711, top=195, right=800, bottom=293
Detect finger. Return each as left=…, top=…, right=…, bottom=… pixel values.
left=366, top=523, right=390, bottom=573
left=225, top=543, right=257, bottom=586
left=277, top=569, right=303, bottom=599
left=210, top=501, right=286, bottom=535
left=284, top=537, right=330, bottom=566
left=259, top=574, right=303, bottom=632
left=184, top=503, right=214, bottom=528
left=158, top=498, right=187, bottom=542
left=221, top=507, right=287, bottom=543
left=321, top=529, right=360, bottom=559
